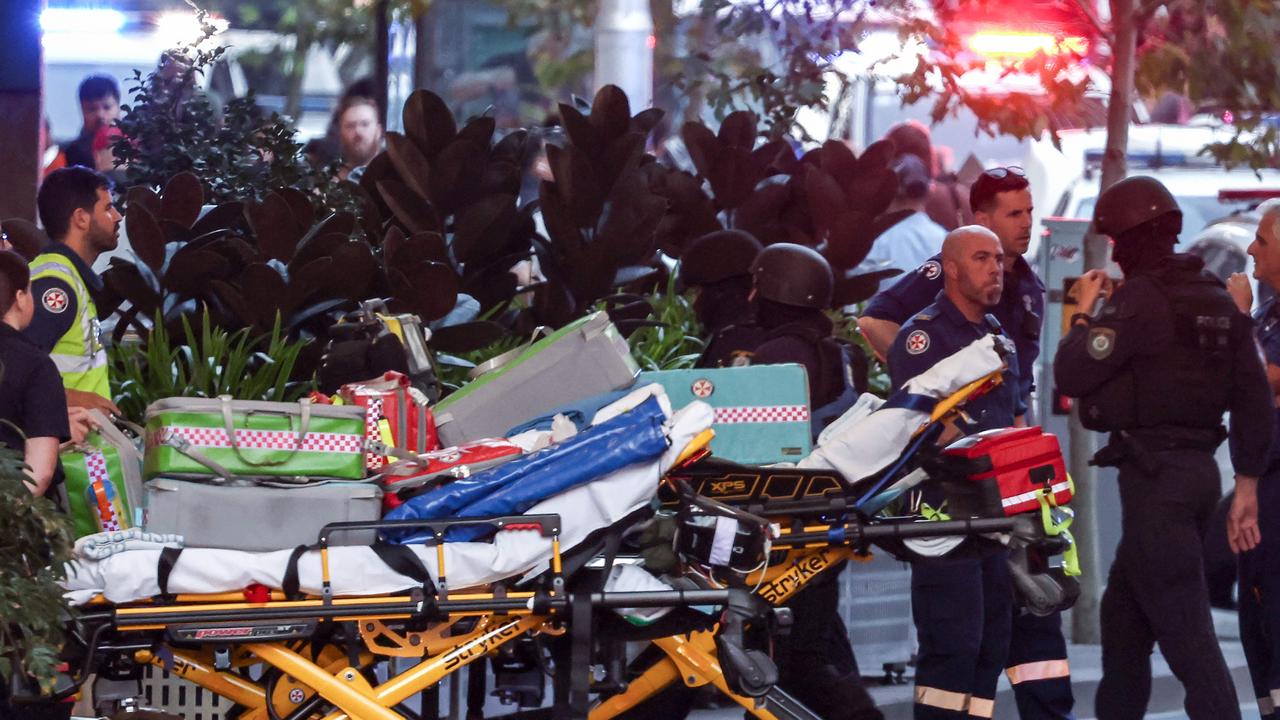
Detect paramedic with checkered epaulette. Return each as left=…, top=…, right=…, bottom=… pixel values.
left=888, top=226, right=1022, bottom=720
left=27, top=167, right=121, bottom=416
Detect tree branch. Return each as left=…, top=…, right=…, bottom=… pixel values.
left=1070, top=0, right=1110, bottom=40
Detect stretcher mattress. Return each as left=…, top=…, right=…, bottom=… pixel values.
left=64, top=392, right=708, bottom=605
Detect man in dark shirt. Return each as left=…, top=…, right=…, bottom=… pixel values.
left=0, top=250, right=71, bottom=497
left=1055, top=177, right=1272, bottom=720
left=63, top=75, right=121, bottom=170
left=888, top=226, right=1020, bottom=720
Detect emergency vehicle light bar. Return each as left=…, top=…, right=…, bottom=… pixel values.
left=1218, top=189, right=1280, bottom=201
left=964, top=31, right=1087, bottom=59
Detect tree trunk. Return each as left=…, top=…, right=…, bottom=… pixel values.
left=1070, top=0, right=1138, bottom=647
left=285, top=24, right=315, bottom=121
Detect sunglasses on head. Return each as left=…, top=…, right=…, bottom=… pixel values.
left=982, top=166, right=1026, bottom=180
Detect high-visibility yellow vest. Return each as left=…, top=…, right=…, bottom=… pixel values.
left=30, top=252, right=110, bottom=399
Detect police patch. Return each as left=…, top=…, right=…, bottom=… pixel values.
left=1088, top=328, right=1116, bottom=359
left=919, top=260, right=942, bottom=280
left=905, top=330, right=930, bottom=355
left=41, top=287, right=69, bottom=314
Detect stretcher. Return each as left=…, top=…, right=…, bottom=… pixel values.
left=30, top=335, right=1070, bottom=720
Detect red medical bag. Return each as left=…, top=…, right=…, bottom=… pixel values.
left=339, top=371, right=438, bottom=471
left=380, top=439, right=524, bottom=510
left=940, top=426, right=1070, bottom=517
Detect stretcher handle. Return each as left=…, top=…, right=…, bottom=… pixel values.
left=316, top=513, right=563, bottom=546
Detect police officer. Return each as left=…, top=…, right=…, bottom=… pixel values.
left=1054, top=176, right=1272, bottom=720
left=859, top=169, right=1073, bottom=719
left=679, top=229, right=763, bottom=335
left=700, top=242, right=880, bottom=720
left=1227, top=198, right=1280, bottom=718
left=30, top=167, right=121, bottom=415
left=889, top=226, right=1021, bottom=720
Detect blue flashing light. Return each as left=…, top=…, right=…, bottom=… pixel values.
left=1083, top=148, right=1191, bottom=169
left=40, top=8, right=127, bottom=34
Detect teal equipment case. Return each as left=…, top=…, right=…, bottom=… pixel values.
left=638, top=364, right=812, bottom=465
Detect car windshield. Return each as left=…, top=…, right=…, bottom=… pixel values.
left=1075, top=195, right=1256, bottom=244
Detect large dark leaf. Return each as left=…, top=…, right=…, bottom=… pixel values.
left=159, top=219, right=193, bottom=244
left=160, top=172, right=204, bottom=227
left=824, top=212, right=876, bottom=270
left=329, top=241, right=377, bottom=301
left=102, top=262, right=160, bottom=317
left=240, top=263, right=290, bottom=325
left=559, top=104, right=600, bottom=153
left=751, top=140, right=790, bottom=175
left=210, top=280, right=253, bottom=328
left=492, top=129, right=529, bottom=163
left=290, top=232, right=349, bottom=273
left=126, top=203, right=166, bottom=275
left=631, top=107, right=665, bottom=135
left=819, top=140, right=859, bottom=189
left=384, top=131, right=434, bottom=201
left=868, top=208, right=917, bottom=244
left=718, top=111, right=758, bottom=150
left=377, top=179, right=442, bottom=236
left=598, top=131, right=647, bottom=192
left=189, top=201, right=244, bottom=237
left=125, top=186, right=162, bottom=218
left=292, top=211, right=357, bottom=269
left=389, top=262, right=459, bottom=321
left=707, top=148, right=759, bottom=210
left=460, top=262, right=519, bottom=311
left=847, top=167, right=900, bottom=218
left=453, top=194, right=518, bottom=265
left=538, top=182, right=586, bottom=268
left=277, top=187, right=316, bottom=231
left=479, top=159, right=522, bottom=198
left=732, top=183, right=790, bottom=246
left=163, top=247, right=229, bottom=296
left=392, top=229, right=451, bottom=267
left=245, top=192, right=302, bottom=263
left=833, top=268, right=903, bottom=306
left=430, top=321, right=506, bottom=354
left=680, top=122, right=718, bottom=180
left=612, top=266, right=659, bottom=287
left=287, top=256, right=335, bottom=307
left=402, top=89, right=456, bottom=159
left=429, top=139, right=486, bottom=216
left=456, top=116, right=496, bottom=148
left=547, top=144, right=605, bottom=229
left=588, top=85, right=632, bottom=146
left=0, top=218, right=46, bottom=260
left=804, top=167, right=848, bottom=237
left=856, top=139, right=897, bottom=175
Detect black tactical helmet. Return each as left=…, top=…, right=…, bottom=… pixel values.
left=1092, top=176, right=1182, bottom=239
left=750, top=243, right=834, bottom=309
left=681, top=229, right=764, bottom=286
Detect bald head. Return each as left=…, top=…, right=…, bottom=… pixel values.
left=942, top=225, right=1004, bottom=316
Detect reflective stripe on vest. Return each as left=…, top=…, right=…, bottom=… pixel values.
left=968, top=696, right=995, bottom=719
left=30, top=253, right=109, bottom=399
left=1005, top=659, right=1071, bottom=684
left=1259, top=695, right=1275, bottom=716
left=915, top=685, right=969, bottom=712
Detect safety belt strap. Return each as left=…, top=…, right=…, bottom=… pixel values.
left=157, top=546, right=183, bottom=600
left=282, top=545, right=313, bottom=600
left=371, top=544, right=437, bottom=597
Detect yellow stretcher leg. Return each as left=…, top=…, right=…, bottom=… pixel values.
left=248, top=643, right=403, bottom=720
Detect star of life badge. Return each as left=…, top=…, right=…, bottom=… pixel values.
left=42, top=287, right=69, bottom=314
left=905, top=330, right=930, bottom=355
left=919, top=261, right=942, bottom=280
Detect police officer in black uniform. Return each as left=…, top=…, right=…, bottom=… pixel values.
left=700, top=243, right=880, bottom=720
left=1054, top=176, right=1273, bottom=720
left=679, top=229, right=763, bottom=335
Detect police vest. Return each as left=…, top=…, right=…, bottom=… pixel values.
left=1079, top=263, right=1241, bottom=433
left=30, top=252, right=110, bottom=399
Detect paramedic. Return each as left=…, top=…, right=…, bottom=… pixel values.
left=1053, top=176, right=1272, bottom=720
left=700, top=242, right=880, bottom=720
left=0, top=250, right=72, bottom=499
left=678, top=229, right=762, bottom=334
left=859, top=168, right=1073, bottom=719
left=1228, top=198, right=1280, bottom=719
left=888, top=225, right=1021, bottom=720
left=29, top=167, right=121, bottom=415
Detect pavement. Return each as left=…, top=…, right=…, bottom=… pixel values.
left=692, top=609, right=1259, bottom=720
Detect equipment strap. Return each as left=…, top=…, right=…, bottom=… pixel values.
left=157, top=546, right=183, bottom=599
left=372, top=543, right=437, bottom=597
left=282, top=544, right=312, bottom=600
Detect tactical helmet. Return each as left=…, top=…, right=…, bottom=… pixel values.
left=750, top=243, right=834, bottom=309
left=680, top=229, right=764, bottom=286
left=1092, top=176, right=1182, bottom=239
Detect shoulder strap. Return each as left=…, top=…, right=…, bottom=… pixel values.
left=157, top=546, right=183, bottom=600
left=371, top=543, right=437, bottom=597
left=282, top=544, right=313, bottom=600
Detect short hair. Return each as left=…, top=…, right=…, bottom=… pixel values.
left=37, top=167, right=112, bottom=241
left=969, top=167, right=1031, bottom=214
left=885, top=121, right=933, bottom=178
left=336, top=95, right=380, bottom=126
left=0, top=251, right=31, bottom=317
left=78, top=74, right=120, bottom=104
left=1257, top=199, right=1280, bottom=241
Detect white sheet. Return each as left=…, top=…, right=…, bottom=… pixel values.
left=799, top=335, right=1006, bottom=481
left=62, top=400, right=713, bottom=605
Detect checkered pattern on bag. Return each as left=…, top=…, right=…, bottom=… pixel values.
left=364, top=396, right=386, bottom=470
left=159, top=426, right=364, bottom=454
left=713, top=405, right=810, bottom=424
left=84, top=450, right=123, bottom=531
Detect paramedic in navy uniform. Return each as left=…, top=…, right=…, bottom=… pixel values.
left=860, top=168, right=1072, bottom=719
left=1054, top=176, right=1271, bottom=720
left=888, top=226, right=1021, bottom=720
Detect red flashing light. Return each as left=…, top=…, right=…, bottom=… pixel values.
left=646, top=34, right=657, bottom=50
left=964, top=31, right=1087, bottom=59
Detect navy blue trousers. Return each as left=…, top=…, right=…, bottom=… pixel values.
left=1240, top=468, right=1280, bottom=719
